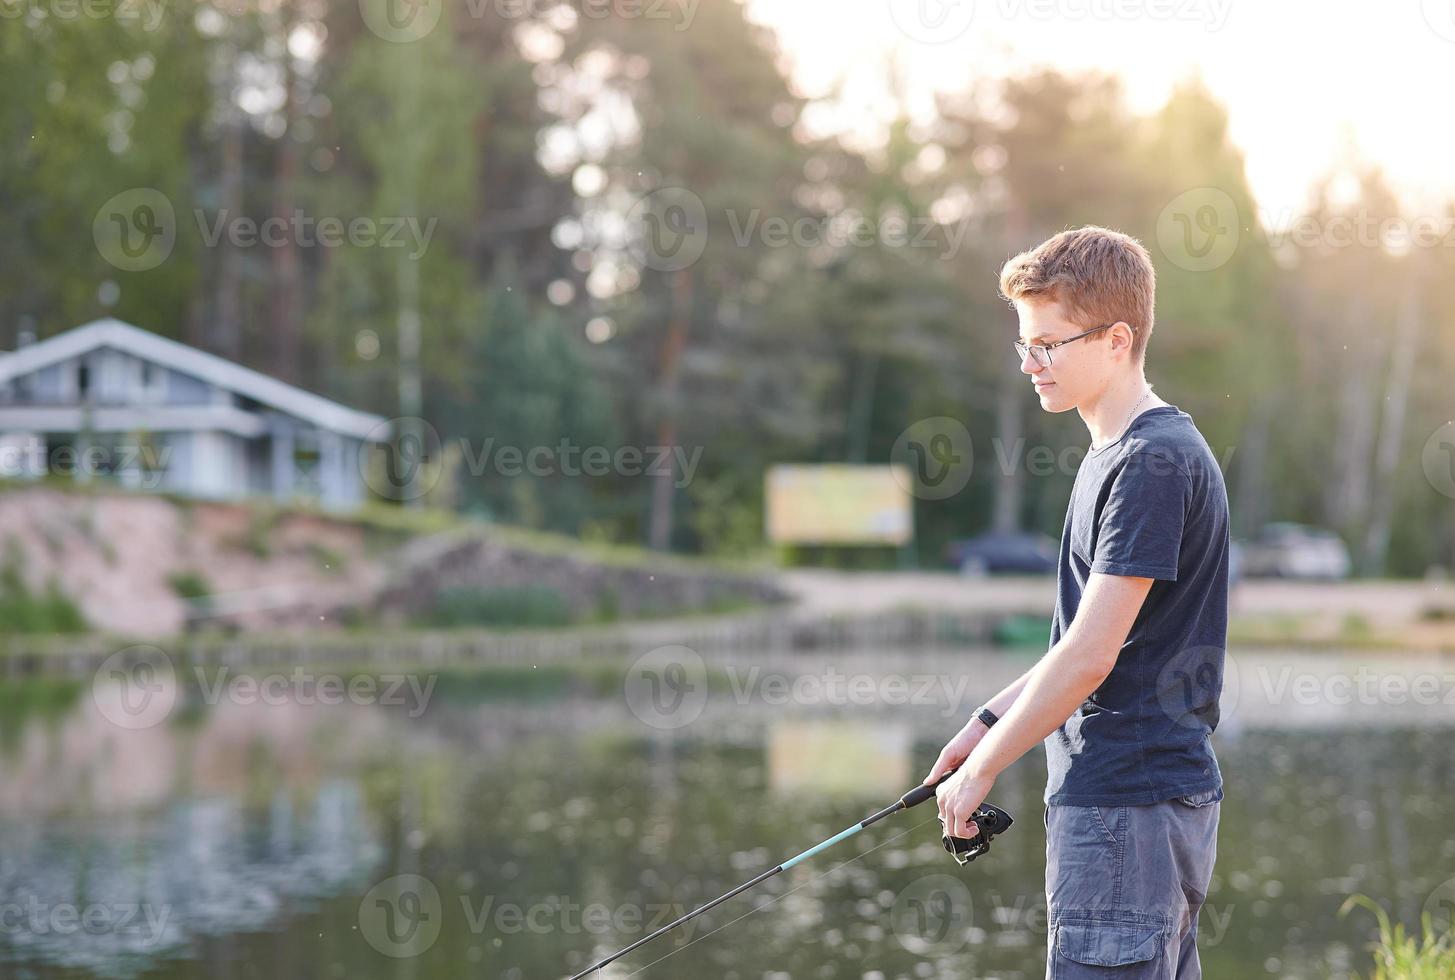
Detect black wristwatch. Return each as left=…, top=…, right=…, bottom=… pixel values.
left=975, top=705, right=999, bottom=729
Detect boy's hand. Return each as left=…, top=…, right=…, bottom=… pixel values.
left=923, top=718, right=990, bottom=785
left=935, top=768, right=996, bottom=843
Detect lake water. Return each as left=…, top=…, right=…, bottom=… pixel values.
left=0, top=648, right=1452, bottom=979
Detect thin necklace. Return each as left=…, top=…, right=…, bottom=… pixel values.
left=1095, top=386, right=1153, bottom=450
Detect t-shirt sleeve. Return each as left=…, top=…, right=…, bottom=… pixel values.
left=1092, top=451, right=1189, bottom=581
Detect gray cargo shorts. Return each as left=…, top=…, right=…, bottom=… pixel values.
left=1044, top=787, right=1221, bottom=978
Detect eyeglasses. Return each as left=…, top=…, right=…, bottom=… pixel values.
left=1013, top=324, right=1113, bottom=369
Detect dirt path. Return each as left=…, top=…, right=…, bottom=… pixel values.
left=778, top=569, right=1451, bottom=629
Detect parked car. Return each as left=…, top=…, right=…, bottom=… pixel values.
left=1236, top=523, right=1351, bottom=580
left=945, top=532, right=1059, bottom=576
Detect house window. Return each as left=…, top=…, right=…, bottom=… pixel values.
left=77, top=363, right=91, bottom=399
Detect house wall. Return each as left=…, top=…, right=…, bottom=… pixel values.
left=188, top=430, right=250, bottom=500
left=1, top=342, right=377, bottom=511
left=3, top=350, right=216, bottom=407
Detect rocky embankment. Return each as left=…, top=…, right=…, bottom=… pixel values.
left=0, top=488, right=787, bottom=637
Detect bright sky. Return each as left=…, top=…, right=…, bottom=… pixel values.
left=744, top=0, right=1455, bottom=220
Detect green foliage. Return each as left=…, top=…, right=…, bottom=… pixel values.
left=307, top=543, right=347, bottom=575
left=6, top=0, right=1453, bottom=576
left=167, top=570, right=213, bottom=627
left=0, top=546, right=86, bottom=635
left=421, top=586, right=575, bottom=629
left=1341, top=895, right=1455, bottom=979
left=168, top=569, right=211, bottom=600
left=239, top=506, right=276, bottom=558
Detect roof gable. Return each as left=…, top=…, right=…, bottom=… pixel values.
left=0, top=319, right=387, bottom=441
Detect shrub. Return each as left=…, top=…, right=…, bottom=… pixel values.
left=422, top=586, right=574, bottom=629
left=1341, top=894, right=1455, bottom=979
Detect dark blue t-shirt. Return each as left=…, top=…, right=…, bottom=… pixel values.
left=1044, top=404, right=1229, bottom=807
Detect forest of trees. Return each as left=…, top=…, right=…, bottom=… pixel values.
left=4, top=0, right=1453, bottom=576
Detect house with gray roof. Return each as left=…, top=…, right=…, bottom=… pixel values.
left=0, top=319, right=388, bottom=510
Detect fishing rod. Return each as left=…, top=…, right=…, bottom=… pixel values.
left=566, top=770, right=1013, bottom=979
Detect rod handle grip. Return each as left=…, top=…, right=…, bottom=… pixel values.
left=900, top=766, right=959, bottom=809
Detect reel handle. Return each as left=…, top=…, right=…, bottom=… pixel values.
left=942, top=802, right=1015, bottom=865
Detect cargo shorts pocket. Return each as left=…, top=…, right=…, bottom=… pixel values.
left=1174, top=786, right=1224, bottom=808
left=1052, top=916, right=1164, bottom=970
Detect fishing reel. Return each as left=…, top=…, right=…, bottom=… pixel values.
left=942, top=802, right=1014, bottom=866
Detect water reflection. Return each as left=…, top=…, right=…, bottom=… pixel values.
left=0, top=651, right=1449, bottom=979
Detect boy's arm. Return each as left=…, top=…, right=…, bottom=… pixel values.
left=933, top=571, right=1155, bottom=840
left=923, top=666, right=1037, bottom=783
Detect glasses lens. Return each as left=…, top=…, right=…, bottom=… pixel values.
left=1015, top=342, right=1048, bottom=368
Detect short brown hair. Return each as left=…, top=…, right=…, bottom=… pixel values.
left=998, top=226, right=1156, bottom=362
